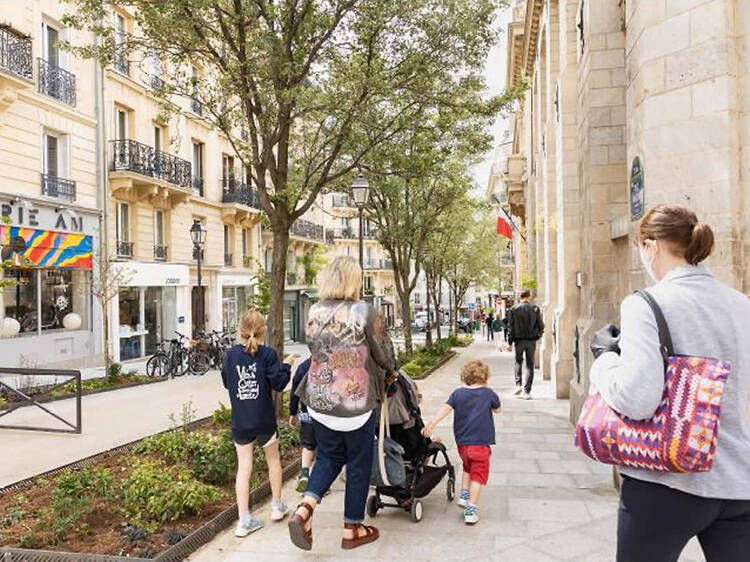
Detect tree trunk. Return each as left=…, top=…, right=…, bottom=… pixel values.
left=398, top=289, right=413, bottom=354
left=432, top=280, right=442, bottom=340
left=425, top=281, right=432, bottom=347
left=452, top=287, right=460, bottom=336
left=268, top=228, right=289, bottom=358
left=102, top=297, right=111, bottom=379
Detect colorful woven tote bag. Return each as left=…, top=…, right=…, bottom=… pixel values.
left=575, top=290, right=731, bottom=472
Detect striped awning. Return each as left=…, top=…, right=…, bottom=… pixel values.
left=0, top=225, right=92, bottom=269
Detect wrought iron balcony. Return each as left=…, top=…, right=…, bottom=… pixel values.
left=40, top=173, right=76, bottom=201
left=192, top=176, right=204, bottom=196
left=286, top=272, right=297, bottom=285
left=330, top=227, right=378, bottom=240
left=363, top=259, right=393, bottom=271
left=110, top=139, right=192, bottom=189
left=38, top=58, right=76, bottom=106
left=154, top=245, right=168, bottom=261
left=151, top=73, right=164, bottom=90
left=221, top=177, right=261, bottom=209
left=0, top=27, right=32, bottom=80
left=117, top=241, right=133, bottom=259
left=331, top=194, right=355, bottom=208
left=224, top=253, right=233, bottom=266
left=191, top=97, right=202, bottom=115
left=242, top=255, right=253, bottom=268
left=291, top=219, right=325, bottom=242
left=113, top=53, right=129, bottom=75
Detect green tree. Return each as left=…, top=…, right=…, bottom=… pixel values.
left=64, top=0, right=508, bottom=356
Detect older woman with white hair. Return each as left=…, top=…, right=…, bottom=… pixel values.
left=288, top=256, right=397, bottom=552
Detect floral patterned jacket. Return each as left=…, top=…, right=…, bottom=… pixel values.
left=296, top=299, right=398, bottom=418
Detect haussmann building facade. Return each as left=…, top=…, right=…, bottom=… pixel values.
left=492, top=0, right=750, bottom=421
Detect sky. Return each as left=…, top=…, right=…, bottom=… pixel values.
left=471, top=4, right=514, bottom=192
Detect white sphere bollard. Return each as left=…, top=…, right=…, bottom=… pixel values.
left=1, top=317, right=21, bottom=337
left=62, top=313, right=82, bottom=330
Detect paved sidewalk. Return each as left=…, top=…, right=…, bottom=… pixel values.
left=0, top=372, right=228, bottom=487
left=188, top=339, right=706, bottom=562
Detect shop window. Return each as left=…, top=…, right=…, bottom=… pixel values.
left=144, top=286, right=177, bottom=356
left=2, top=269, right=37, bottom=334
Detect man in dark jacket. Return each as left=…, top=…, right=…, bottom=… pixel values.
left=507, top=290, right=544, bottom=399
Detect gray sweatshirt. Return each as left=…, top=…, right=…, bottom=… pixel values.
left=590, top=264, right=750, bottom=499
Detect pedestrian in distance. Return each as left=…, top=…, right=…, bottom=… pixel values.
left=507, top=290, right=544, bottom=399
left=485, top=311, right=495, bottom=341
left=588, top=204, right=750, bottom=562
left=288, top=256, right=398, bottom=552
left=501, top=316, right=509, bottom=343
left=289, top=357, right=316, bottom=494
left=221, top=309, right=297, bottom=537
left=422, top=359, right=501, bottom=525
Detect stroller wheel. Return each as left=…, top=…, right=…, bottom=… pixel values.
left=410, top=499, right=423, bottom=523
left=367, top=494, right=379, bottom=518
left=447, top=477, right=455, bottom=502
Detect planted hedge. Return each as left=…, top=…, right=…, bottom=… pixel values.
left=399, top=334, right=472, bottom=379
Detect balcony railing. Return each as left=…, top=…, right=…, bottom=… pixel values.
left=40, top=173, right=76, bottom=201
left=191, top=97, right=202, bottom=115
left=110, top=139, right=192, bottom=189
left=242, top=255, right=253, bottom=268
left=117, top=241, right=133, bottom=259
left=330, top=227, right=378, bottom=240
left=151, top=73, right=164, bottom=90
left=224, top=253, right=233, bottom=267
left=291, top=219, right=325, bottom=242
left=331, top=194, right=355, bottom=208
left=363, top=259, right=393, bottom=271
left=38, top=58, right=76, bottom=106
left=222, top=177, right=261, bottom=209
left=0, top=27, right=32, bottom=80
left=192, top=176, right=204, bottom=196
left=113, top=53, right=129, bottom=76
left=286, top=272, right=297, bottom=285
left=154, top=245, right=168, bottom=261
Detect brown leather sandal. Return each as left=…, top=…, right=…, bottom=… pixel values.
left=341, top=522, right=379, bottom=550
left=288, top=502, right=314, bottom=551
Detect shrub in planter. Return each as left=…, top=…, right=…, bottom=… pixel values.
left=133, top=428, right=191, bottom=461
left=401, top=361, right=423, bottom=378
left=122, top=460, right=221, bottom=528
left=51, top=467, right=113, bottom=540
left=187, top=431, right=236, bottom=485
left=414, top=354, right=437, bottom=368
left=212, top=403, right=232, bottom=426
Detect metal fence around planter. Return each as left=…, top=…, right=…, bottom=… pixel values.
left=40, top=173, right=76, bottom=201
left=0, top=416, right=301, bottom=562
left=0, top=27, right=33, bottom=80
left=0, top=368, right=81, bottom=434
left=110, top=139, right=192, bottom=189
left=37, top=58, right=76, bottom=106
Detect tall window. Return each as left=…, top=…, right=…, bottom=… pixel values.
left=192, top=141, right=204, bottom=195
left=222, top=154, right=234, bottom=184
left=41, top=22, right=61, bottom=68
left=242, top=228, right=249, bottom=261
left=114, top=12, right=128, bottom=74
left=117, top=202, right=130, bottom=243
left=42, top=131, right=63, bottom=178
left=115, top=108, right=128, bottom=140
left=154, top=210, right=165, bottom=245
left=153, top=125, right=162, bottom=152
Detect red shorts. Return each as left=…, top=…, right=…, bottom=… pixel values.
left=457, top=445, right=491, bottom=485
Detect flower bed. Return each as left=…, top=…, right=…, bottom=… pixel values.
left=0, top=404, right=300, bottom=558
left=399, top=334, right=472, bottom=380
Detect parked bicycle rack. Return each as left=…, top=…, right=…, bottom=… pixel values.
left=0, top=368, right=82, bottom=434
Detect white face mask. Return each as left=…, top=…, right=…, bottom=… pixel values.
left=639, top=245, right=658, bottom=283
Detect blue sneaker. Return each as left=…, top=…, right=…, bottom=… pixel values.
left=457, top=489, right=470, bottom=508
left=464, top=505, right=479, bottom=525
left=235, top=515, right=264, bottom=537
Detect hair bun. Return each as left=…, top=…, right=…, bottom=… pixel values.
left=685, top=221, right=715, bottom=265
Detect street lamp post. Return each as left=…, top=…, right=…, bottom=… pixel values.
left=190, top=219, right=207, bottom=335
left=351, top=176, right=370, bottom=298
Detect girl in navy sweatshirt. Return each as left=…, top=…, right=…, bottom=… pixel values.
left=222, top=309, right=295, bottom=537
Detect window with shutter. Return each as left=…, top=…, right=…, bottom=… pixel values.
left=46, top=26, right=59, bottom=66
left=45, top=134, right=58, bottom=177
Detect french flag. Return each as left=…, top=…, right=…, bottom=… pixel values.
left=496, top=204, right=513, bottom=240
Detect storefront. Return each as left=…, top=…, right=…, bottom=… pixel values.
left=110, top=262, right=190, bottom=362
left=0, top=196, right=100, bottom=368
left=215, top=272, right=256, bottom=334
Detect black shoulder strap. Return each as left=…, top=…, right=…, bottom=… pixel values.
left=634, top=289, right=674, bottom=365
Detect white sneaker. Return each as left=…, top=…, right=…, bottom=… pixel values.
left=235, top=516, right=264, bottom=537
left=464, top=505, right=479, bottom=525
left=457, top=490, right=470, bottom=508
left=521, top=392, right=531, bottom=400
left=513, top=386, right=523, bottom=396
left=270, top=502, right=289, bottom=521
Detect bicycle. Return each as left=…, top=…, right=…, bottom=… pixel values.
left=146, top=332, right=191, bottom=378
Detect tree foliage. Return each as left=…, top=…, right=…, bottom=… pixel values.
left=64, top=0, right=512, bottom=354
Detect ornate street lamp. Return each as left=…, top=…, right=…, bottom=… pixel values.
left=190, top=219, right=207, bottom=334
left=351, top=176, right=370, bottom=297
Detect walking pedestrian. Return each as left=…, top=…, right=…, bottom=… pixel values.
left=501, top=316, right=509, bottom=343
left=289, top=357, right=315, bottom=493
left=507, top=290, right=544, bottom=399
left=485, top=312, right=495, bottom=341
left=288, top=256, right=398, bottom=552
left=588, top=204, right=750, bottom=562
left=421, top=359, right=501, bottom=525
left=221, top=309, right=296, bottom=537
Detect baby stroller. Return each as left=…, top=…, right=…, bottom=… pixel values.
left=367, top=372, right=455, bottom=522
